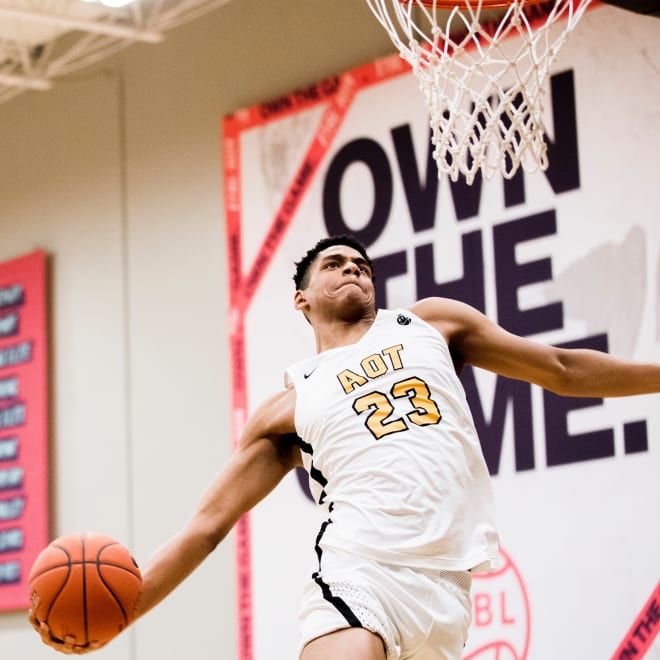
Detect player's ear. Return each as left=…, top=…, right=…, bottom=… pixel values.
left=293, top=289, right=307, bottom=311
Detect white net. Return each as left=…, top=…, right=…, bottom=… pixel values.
left=365, top=0, right=593, bottom=183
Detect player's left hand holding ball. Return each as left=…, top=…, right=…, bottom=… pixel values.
left=27, top=532, right=143, bottom=654
left=28, top=610, right=106, bottom=655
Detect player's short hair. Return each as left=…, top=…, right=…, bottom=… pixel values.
left=293, top=235, right=374, bottom=290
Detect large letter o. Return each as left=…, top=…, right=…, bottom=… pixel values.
left=323, top=138, right=393, bottom=247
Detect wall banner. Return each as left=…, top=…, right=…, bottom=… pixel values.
left=223, top=6, right=660, bottom=659
left=0, top=250, right=49, bottom=611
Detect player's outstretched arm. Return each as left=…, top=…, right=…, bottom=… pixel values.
left=28, top=387, right=300, bottom=654
left=412, top=297, right=660, bottom=397
left=135, top=386, right=300, bottom=620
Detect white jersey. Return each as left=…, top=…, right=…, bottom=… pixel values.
left=285, top=309, right=499, bottom=573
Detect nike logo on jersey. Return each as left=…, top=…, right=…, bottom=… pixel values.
left=304, top=367, right=318, bottom=379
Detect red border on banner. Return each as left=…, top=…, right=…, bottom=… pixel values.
left=612, top=581, right=660, bottom=660
left=222, top=52, right=409, bottom=660
left=0, top=250, right=49, bottom=611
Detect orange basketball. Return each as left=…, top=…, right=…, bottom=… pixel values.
left=28, top=532, right=142, bottom=648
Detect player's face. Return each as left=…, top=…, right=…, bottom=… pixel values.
left=295, top=245, right=375, bottom=319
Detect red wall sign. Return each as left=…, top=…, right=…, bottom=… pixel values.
left=0, top=250, right=49, bottom=611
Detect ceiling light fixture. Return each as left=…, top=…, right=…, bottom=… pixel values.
left=80, top=0, right=138, bottom=7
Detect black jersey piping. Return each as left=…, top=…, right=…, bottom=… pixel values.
left=291, top=435, right=329, bottom=505
left=312, top=517, right=363, bottom=629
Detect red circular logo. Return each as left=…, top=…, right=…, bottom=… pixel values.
left=463, top=548, right=531, bottom=660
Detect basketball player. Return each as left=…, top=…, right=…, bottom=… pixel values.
left=30, top=235, right=660, bottom=658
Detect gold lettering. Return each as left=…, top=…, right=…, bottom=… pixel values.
left=382, top=344, right=404, bottom=370
left=361, top=354, right=387, bottom=379
left=337, top=369, right=368, bottom=394
left=337, top=345, right=406, bottom=394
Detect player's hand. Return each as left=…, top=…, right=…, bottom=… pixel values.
left=28, top=609, right=107, bottom=654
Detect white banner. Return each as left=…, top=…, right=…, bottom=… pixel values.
left=223, top=6, right=660, bottom=659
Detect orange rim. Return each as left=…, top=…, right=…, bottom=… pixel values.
left=411, top=0, right=549, bottom=7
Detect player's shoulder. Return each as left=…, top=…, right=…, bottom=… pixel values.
left=408, top=297, right=486, bottom=339
left=248, top=386, right=297, bottom=437
left=264, top=385, right=297, bottom=413
left=409, top=297, right=474, bottom=323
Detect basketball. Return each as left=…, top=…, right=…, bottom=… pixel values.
left=28, top=532, right=142, bottom=648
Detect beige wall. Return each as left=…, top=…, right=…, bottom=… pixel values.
left=0, top=1, right=394, bottom=658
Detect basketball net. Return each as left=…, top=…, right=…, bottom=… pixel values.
left=365, top=0, right=593, bottom=183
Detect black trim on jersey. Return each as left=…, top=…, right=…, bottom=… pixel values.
left=291, top=435, right=329, bottom=505
left=291, top=435, right=313, bottom=455
left=310, top=466, right=328, bottom=505
left=312, top=516, right=363, bottom=629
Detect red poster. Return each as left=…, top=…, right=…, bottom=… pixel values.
left=0, top=250, right=49, bottom=611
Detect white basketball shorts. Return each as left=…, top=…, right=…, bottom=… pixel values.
left=297, top=545, right=472, bottom=660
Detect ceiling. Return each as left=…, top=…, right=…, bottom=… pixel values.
left=0, top=0, right=235, bottom=104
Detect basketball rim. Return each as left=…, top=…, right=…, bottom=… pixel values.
left=410, top=0, right=548, bottom=7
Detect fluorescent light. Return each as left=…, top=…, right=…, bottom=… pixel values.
left=80, top=0, right=138, bottom=7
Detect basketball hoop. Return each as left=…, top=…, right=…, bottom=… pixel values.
left=365, top=0, right=594, bottom=183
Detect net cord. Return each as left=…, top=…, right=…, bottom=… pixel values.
left=365, top=0, right=593, bottom=182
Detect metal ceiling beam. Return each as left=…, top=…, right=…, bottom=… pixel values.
left=0, top=0, right=236, bottom=104
left=0, top=72, right=51, bottom=90
left=0, top=5, right=163, bottom=43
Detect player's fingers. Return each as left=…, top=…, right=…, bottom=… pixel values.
left=27, top=609, right=40, bottom=632
left=61, top=634, right=81, bottom=654
left=63, top=636, right=106, bottom=655
left=38, top=619, right=56, bottom=644
left=30, top=613, right=103, bottom=655
left=57, top=634, right=94, bottom=655
left=83, top=641, right=106, bottom=654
